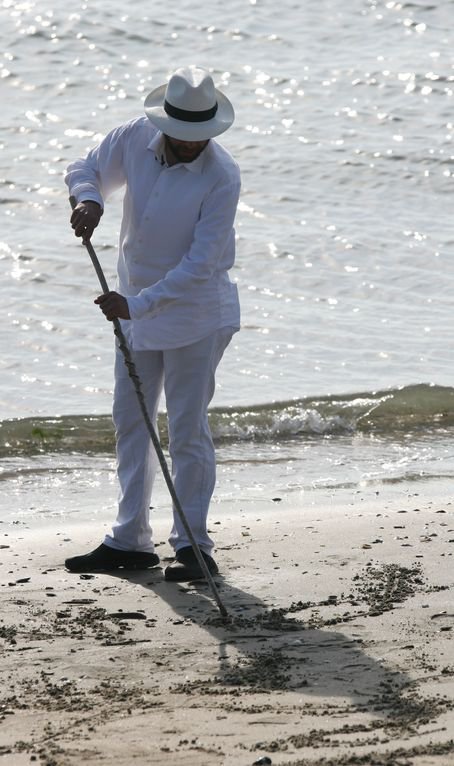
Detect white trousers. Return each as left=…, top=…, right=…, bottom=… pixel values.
left=104, top=326, right=235, bottom=555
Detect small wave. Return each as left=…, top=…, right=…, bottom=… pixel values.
left=210, top=383, right=454, bottom=442
left=1, top=384, right=454, bottom=458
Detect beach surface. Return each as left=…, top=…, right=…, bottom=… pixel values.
left=1, top=487, right=454, bottom=766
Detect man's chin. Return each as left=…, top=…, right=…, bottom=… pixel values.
left=177, top=150, right=199, bottom=163
left=164, top=136, right=207, bottom=164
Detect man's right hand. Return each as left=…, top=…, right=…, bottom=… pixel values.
left=70, top=200, right=103, bottom=240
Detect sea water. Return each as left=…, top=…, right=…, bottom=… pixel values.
left=1, top=0, right=454, bottom=522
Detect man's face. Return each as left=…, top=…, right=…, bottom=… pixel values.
left=164, top=135, right=209, bottom=164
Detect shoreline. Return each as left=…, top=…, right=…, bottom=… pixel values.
left=3, top=450, right=454, bottom=527
left=1, top=488, right=454, bottom=765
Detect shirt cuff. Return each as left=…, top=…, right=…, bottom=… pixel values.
left=70, top=185, right=104, bottom=209
left=126, top=293, right=154, bottom=320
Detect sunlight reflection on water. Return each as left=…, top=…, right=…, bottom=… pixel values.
left=1, top=0, right=454, bottom=421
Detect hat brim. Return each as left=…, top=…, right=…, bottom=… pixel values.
left=144, top=84, right=234, bottom=141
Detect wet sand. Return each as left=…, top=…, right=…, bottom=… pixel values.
left=1, top=488, right=454, bottom=766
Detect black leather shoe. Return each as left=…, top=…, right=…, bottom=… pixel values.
left=65, top=543, right=160, bottom=573
left=164, top=546, right=219, bottom=582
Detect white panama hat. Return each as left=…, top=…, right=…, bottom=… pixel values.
left=144, top=66, right=235, bottom=141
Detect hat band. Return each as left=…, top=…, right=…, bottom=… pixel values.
left=164, top=100, right=218, bottom=123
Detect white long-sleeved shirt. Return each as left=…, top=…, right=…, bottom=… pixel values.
left=65, top=117, right=241, bottom=350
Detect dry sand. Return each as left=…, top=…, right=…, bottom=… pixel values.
left=1, top=487, right=454, bottom=766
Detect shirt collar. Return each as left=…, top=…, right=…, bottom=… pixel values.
left=148, top=132, right=166, bottom=165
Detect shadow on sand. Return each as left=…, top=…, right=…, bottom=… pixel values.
left=109, top=562, right=414, bottom=721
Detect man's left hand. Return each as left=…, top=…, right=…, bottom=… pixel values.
left=95, top=292, right=131, bottom=321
